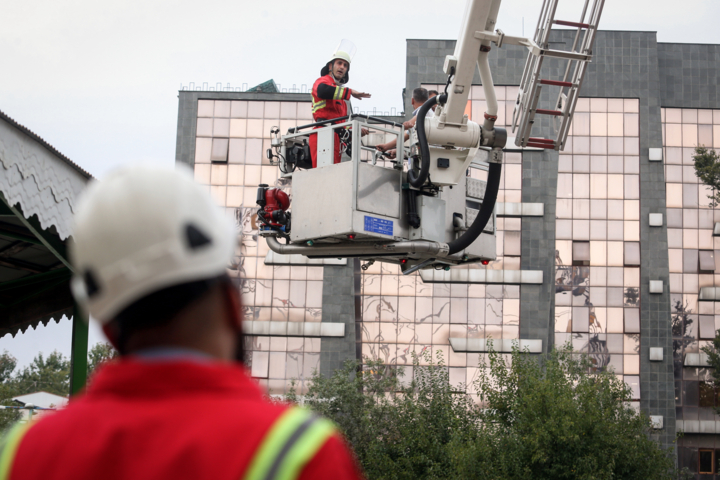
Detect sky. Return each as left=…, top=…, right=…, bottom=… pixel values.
left=0, top=0, right=718, bottom=369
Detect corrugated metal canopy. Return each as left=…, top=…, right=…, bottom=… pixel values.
left=0, top=109, right=90, bottom=337
left=0, top=205, right=73, bottom=337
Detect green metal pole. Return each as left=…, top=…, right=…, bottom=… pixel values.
left=69, top=303, right=89, bottom=396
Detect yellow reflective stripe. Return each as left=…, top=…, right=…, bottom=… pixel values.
left=333, top=87, right=345, bottom=100
left=243, top=407, right=336, bottom=480
left=312, top=100, right=326, bottom=113
left=244, top=408, right=311, bottom=480
left=273, top=417, right=335, bottom=480
left=0, top=422, right=32, bottom=480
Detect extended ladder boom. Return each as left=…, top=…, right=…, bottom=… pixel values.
left=511, top=0, right=605, bottom=150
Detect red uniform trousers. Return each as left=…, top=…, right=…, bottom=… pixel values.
left=308, top=130, right=342, bottom=168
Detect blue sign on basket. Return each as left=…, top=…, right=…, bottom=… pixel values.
left=364, top=216, right=394, bottom=236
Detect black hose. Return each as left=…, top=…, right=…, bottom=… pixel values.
left=410, top=89, right=502, bottom=255
left=408, top=94, right=445, bottom=188
left=405, top=189, right=420, bottom=228
left=447, top=162, right=502, bottom=255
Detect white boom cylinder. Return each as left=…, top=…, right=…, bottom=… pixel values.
left=478, top=0, right=501, bottom=130
left=424, top=116, right=481, bottom=148
left=443, top=0, right=494, bottom=124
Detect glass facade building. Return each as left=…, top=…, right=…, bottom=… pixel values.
left=176, top=31, right=720, bottom=476
left=663, top=107, right=720, bottom=474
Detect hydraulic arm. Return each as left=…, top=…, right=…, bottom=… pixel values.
left=431, top=0, right=505, bottom=147
left=260, top=0, right=603, bottom=273
left=411, top=0, right=508, bottom=255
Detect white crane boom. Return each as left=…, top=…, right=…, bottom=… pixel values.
left=441, top=0, right=501, bottom=127
left=260, top=0, right=604, bottom=274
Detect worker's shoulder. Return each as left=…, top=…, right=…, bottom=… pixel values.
left=14, top=363, right=289, bottom=432
left=14, top=392, right=294, bottom=451
left=313, top=74, right=334, bottom=88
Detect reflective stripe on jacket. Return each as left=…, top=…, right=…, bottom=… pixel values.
left=0, top=422, right=31, bottom=480
left=0, top=359, right=363, bottom=480
left=311, top=75, right=350, bottom=121
left=244, top=408, right=336, bottom=480
left=0, top=407, right=335, bottom=480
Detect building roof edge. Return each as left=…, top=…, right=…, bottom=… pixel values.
left=0, top=109, right=92, bottom=180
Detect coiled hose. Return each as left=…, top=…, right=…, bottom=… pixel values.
left=408, top=94, right=443, bottom=188
left=412, top=92, right=503, bottom=256
left=447, top=161, right=502, bottom=255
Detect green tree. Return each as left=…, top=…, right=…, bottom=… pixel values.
left=288, top=352, right=480, bottom=479
left=87, top=342, right=118, bottom=376
left=290, top=347, right=680, bottom=480
left=0, top=352, right=20, bottom=430
left=453, top=346, right=677, bottom=479
left=11, top=351, right=70, bottom=397
left=701, top=336, right=720, bottom=416
left=692, top=146, right=720, bottom=207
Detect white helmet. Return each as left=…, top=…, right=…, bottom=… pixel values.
left=70, top=165, right=235, bottom=324
left=329, top=39, right=357, bottom=65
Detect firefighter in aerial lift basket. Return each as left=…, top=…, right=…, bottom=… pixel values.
left=309, top=39, right=372, bottom=167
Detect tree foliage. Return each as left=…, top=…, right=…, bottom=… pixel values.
left=692, top=146, right=720, bottom=207
left=288, top=347, right=680, bottom=480
left=288, top=352, right=479, bottom=479
left=455, top=347, right=676, bottom=479
left=701, top=335, right=720, bottom=416
left=88, top=342, right=118, bottom=376
left=10, top=351, right=70, bottom=397
left=0, top=353, right=20, bottom=430
left=0, top=342, right=118, bottom=430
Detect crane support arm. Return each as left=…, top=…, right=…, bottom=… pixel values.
left=438, top=0, right=501, bottom=126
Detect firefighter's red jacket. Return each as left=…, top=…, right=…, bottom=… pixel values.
left=311, top=74, right=351, bottom=121
left=1, top=359, right=363, bottom=480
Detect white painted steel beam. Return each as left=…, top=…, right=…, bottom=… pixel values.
left=243, top=321, right=345, bottom=338
left=264, top=251, right=347, bottom=266
left=420, top=269, right=543, bottom=285
left=684, top=353, right=711, bottom=367
left=449, top=337, right=542, bottom=353
left=699, top=287, right=720, bottom=300
left=675, top=420, right=720, bottom=434
left=495, top=202, right=544, bottom=217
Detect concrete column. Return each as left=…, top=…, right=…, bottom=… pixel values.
left=319, top=260, right=360, bottom=377
left=520, top=150, right=559, bottom=354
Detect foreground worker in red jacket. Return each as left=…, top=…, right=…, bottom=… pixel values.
left=309, top=39, right=371, bottom=167
left=0, top=166, right=363, bottom=480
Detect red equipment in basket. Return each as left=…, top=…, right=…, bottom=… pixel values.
left=256, top=184, right=291, bottom=228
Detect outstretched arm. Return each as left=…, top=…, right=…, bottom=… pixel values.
left=316, top=83, right=352, bottom=101
left=376, top=132, right=410, bottom=153
left=316, top=85, right=371, bottom=102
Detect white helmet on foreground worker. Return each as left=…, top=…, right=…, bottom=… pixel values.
left=70, top=165, right=235, bottom=324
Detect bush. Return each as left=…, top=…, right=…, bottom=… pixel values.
left=455, top=347, right=676, bottom=479
left=287, top=346, right=679, bottom=480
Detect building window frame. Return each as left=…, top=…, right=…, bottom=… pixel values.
left=699, top=448, right=714, bottom=474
